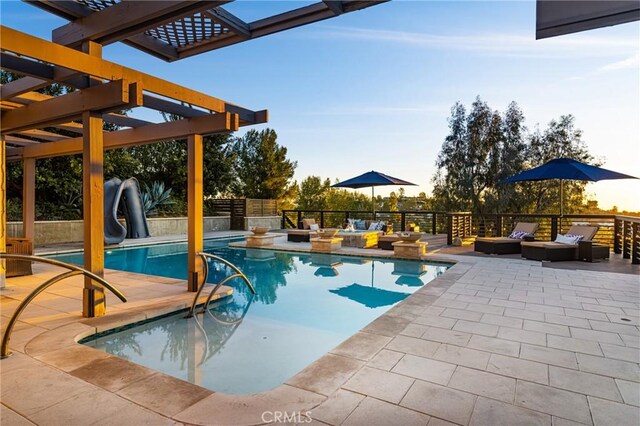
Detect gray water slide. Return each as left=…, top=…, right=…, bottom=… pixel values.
left=104, top=178, right=150, bottom=245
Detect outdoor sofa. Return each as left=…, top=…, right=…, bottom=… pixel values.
left=474, top=222, right=539, bottom=254
left=287, top=218, right=393, bottom=243
left=521, top=225, right=604, bottom=262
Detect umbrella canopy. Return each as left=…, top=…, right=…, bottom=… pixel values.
left=329, top=284, right=409, bottom=309
left=332, top=170, right=417, bottom=214
left=502, top=158, right=638, bottom=215
left=502, top=158, right=638, bottom=183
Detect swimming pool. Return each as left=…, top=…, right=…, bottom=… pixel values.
left=53, top=239, right=450, bottom=394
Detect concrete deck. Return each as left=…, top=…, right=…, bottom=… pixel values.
left=2, top=232, right=638, bottom=425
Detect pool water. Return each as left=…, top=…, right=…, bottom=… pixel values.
left=53, top=239, right=449, bottom=394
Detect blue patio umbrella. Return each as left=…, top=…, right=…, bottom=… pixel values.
left=502, top=158, right=638, bottom=216
left=332, top=170, right=417, bottom=214
left=329, top=284, right=410, bottom=309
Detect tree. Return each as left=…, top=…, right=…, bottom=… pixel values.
left=297, top=176, right=330, bottom=210
left=433, top=97, right=504, bottom=216
left=432, top=98, right=597, bottom=215
left=230, top=129, right=297, bottom=201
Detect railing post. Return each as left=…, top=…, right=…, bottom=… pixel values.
left=345, top=211, right=350, bottom=224
left=401, top=212, right=406, bottom=231
left=281, top=211, right=286, bottom=229
left=447, top=214, right=453, bottom=245
left=614, top=217, right=622, bottom=254
left=496, top=215, right=503, bottom=238
left=297, top=211, right=302, bottom=229
left=432, top=213, right=437, bottom=235
left=551, top=217, right=558, bottom=241
left=623, top=220, right=630, bottom=259
left=320, top=211, right=325, bottom=228
left=632, top=222, right=639, bottom=265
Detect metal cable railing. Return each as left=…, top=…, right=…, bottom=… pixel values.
left=186, top=252, right=255, bottom=318
left=0, top=254, right=127, bottom=359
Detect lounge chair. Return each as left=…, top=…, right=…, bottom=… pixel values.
left=521, top=225, right=599, bottom=261
left=287, top=218, right=318, bottom=242
left=474, top=222, right=539, bottom=254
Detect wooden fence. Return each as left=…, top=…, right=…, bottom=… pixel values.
left=209, top=199, right=277, bottom=230
left=281, top=209, right=639, bottom=264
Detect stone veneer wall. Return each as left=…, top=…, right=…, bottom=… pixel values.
left=7, top=216, right=232, bottom=245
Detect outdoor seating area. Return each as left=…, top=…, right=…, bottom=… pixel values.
left=474, top=222, right=539, bottom=255
left=1, top=1, right=639, bottom=426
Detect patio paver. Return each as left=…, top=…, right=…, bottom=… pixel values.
left=2, top=235, right=638, bottom=425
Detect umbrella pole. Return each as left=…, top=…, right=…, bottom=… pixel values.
left=372, top=187, right=375, bottom=219
left=560, top=179, right=564, bottom=217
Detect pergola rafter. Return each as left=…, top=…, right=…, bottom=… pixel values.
left=27, top=0, right=388, bottom=61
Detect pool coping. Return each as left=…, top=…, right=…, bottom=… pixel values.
left=7, top=238, right=468, bottom=425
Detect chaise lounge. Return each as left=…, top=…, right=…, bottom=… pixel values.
left=474, top=222, right=539, bottom=255
left=521, top=225, right=600, bottom=261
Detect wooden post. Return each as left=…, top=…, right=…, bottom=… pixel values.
left=431, top=213, right=437, bottom=235
left=551, top=217, right=559, bottom=241
left=187, top=134, right=204, bottom=292
left=622, top=220, right=630, bottom=259
left=22, top=158, right=35, bottom=240
left=1, top=137, right=6, bottom=288
left=496, top=215, right=503, bottom=238
left=632, top=222, right=639, bottom=265
left=614, top=217, right=622, bottom=254
left=82, top=111, right=106, bottom=317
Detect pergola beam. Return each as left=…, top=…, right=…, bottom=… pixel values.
left=52, top=1, right=227, bottom=48
left=177, top=1, right=387, bottom=58
left=1, top=80, right=142, bottom=133
left=14, top=113, right=239, bottom=160
left=1, top=26, right=265, bottom=123
left=11, top=90, right=152, bottom=128
left=0, top=54, right=55, bottom=80
left=4, top=135, right=41, bottom=146
left=0, top=77, right=50, bottom=101
left=205, top=8, right=250, bottom=38
left=323, top=1, right=344, bottom=15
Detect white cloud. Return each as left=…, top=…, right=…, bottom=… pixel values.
left=597, top=51, right=640, bottom=73
left=310, top=26, right=638, bottom=58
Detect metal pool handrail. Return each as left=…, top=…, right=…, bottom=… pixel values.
left=0, top=254, right=127, bottom=359
left=186, top=252, right=256, bottom=318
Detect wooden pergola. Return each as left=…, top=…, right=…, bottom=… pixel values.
left=0, top=0, right=386, bottom=316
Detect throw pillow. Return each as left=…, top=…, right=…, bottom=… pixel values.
left=508, top=231, right=527, bottom=239
left=355, top=219, right=366, bottom=230
left=565, top=233, right=585, bottom=242
left=309, top=224, right=319, bottom=231
left=375, top=221, right=385, bottom=231
left=368, top=221, right=379, bottom=231
left=555, top=234, right=581, bottom=245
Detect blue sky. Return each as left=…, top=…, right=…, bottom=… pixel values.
left=2, top=1, right=639, bottom=210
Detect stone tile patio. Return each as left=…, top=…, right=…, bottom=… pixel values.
left=1, top=234, right=639, bottom=425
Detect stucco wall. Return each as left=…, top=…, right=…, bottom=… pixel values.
left=244, top=216, right=282, bottom=230
left=7, top=216, right=231, bottom=245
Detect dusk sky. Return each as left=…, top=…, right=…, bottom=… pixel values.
left=2, top=1, right=639, bottom=210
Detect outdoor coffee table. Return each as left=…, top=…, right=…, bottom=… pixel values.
left=336, top=231, right=382, bottom=248
left=310, top=237, right=343, bottom=253
left=392, top=241, right=428, bottom=259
